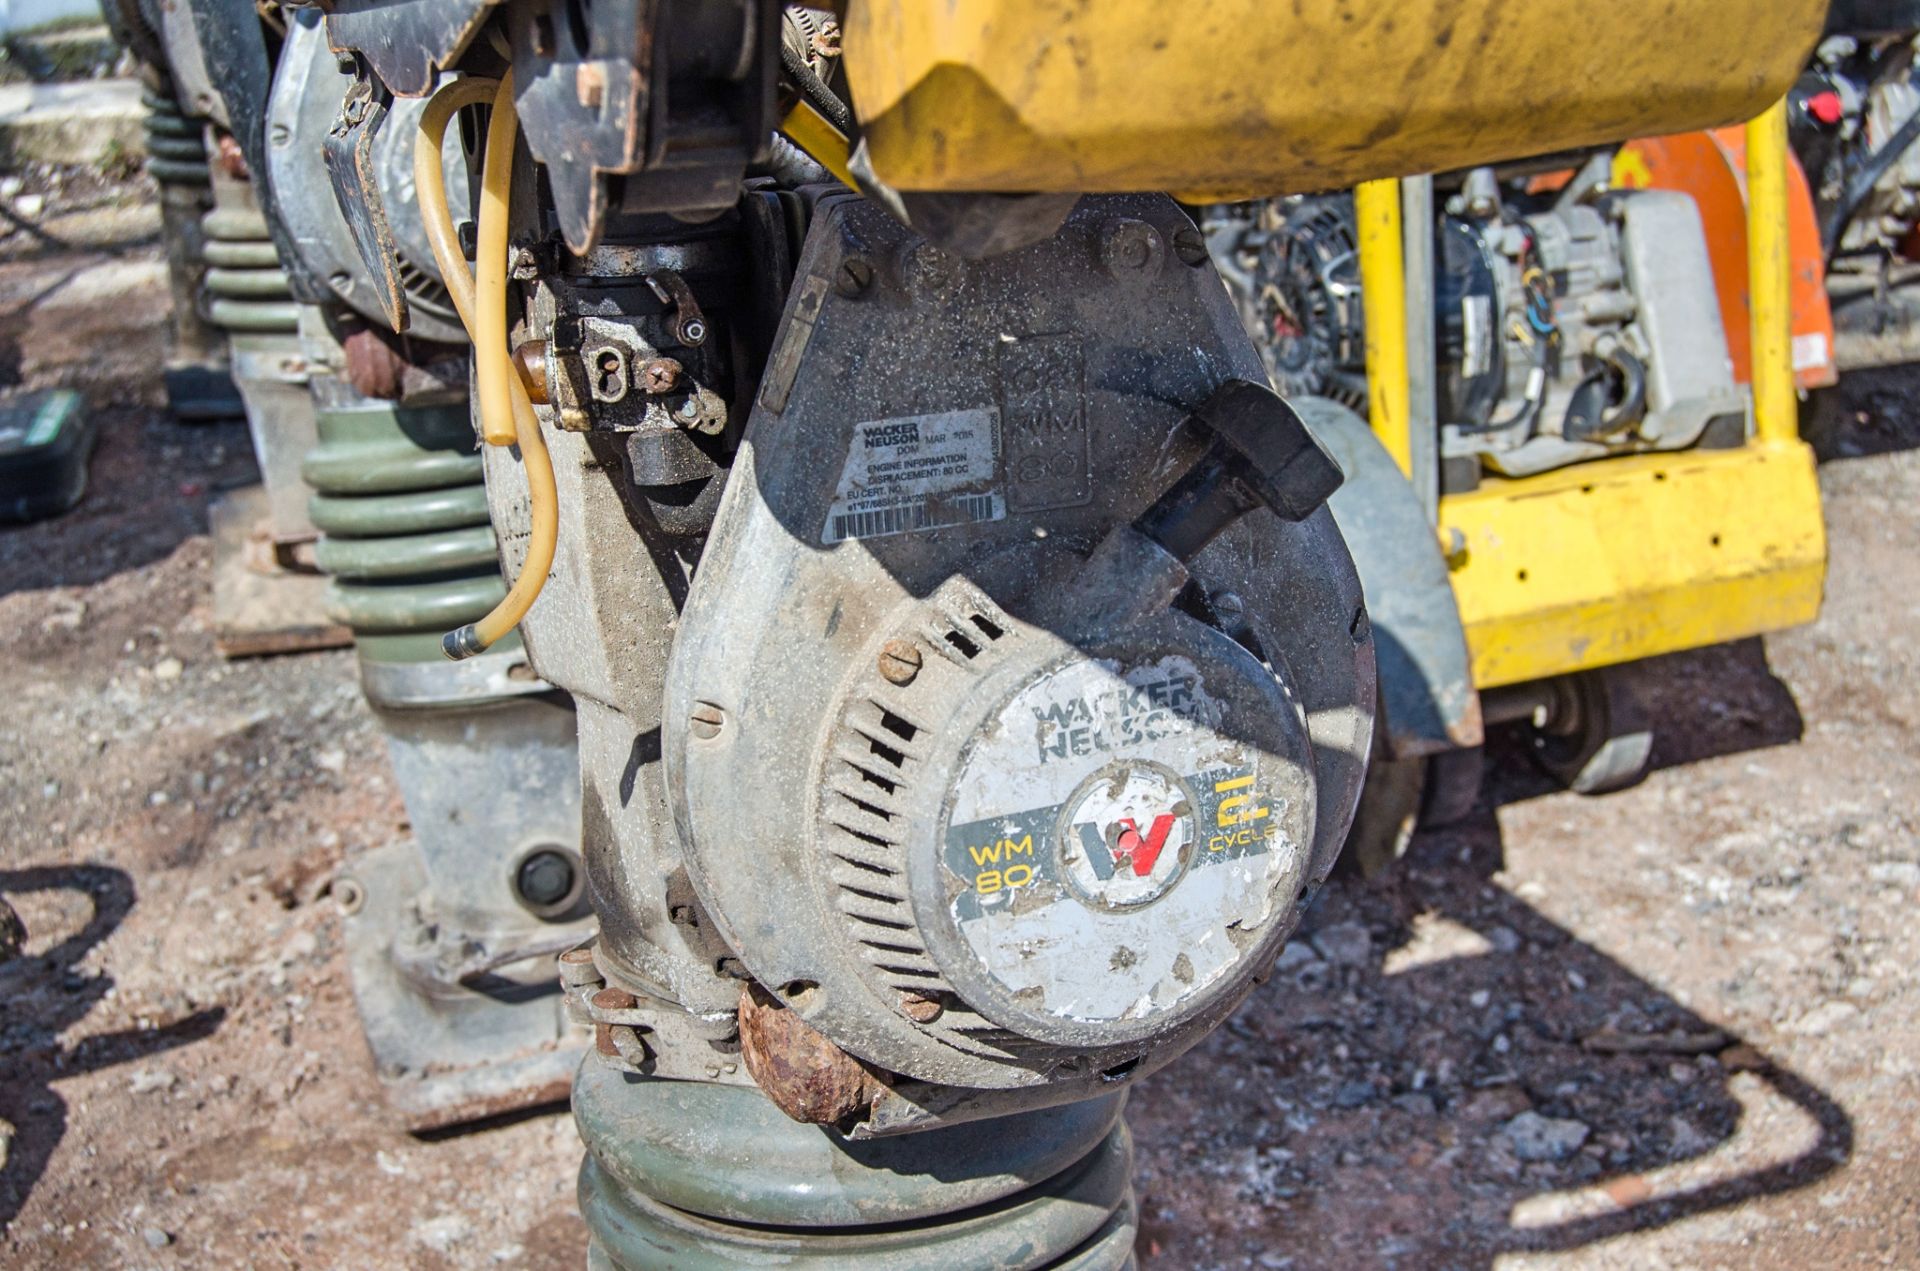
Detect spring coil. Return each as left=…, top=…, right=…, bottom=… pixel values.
left=199, top=205, right=300, bottom=335
left=303, top=396, right=507, bottom=662
left=142, top=91, right=209, bottom=189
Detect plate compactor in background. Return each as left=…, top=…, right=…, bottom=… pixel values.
left=1209, top=105, right=1828, bottom=870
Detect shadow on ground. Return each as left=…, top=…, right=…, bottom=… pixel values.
left=0, top=865, right=226, bottom=1229
left=1129, top=637, right=1848, bottom=1268
left=1806, top=369, right=1920, bottom=461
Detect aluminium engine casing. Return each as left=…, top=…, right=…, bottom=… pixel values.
left=659, top=194, right=1375, bottom=1098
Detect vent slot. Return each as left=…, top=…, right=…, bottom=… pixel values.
left=836, top=754, right=900, bottom=796
left=837, top=906, right=914, bottom=933
left=835, top=788, right=895, bottom=823
left=827, top=839, right=899, bottom=874
left=858, top=936, right=928, bottom=957
left=877, top=707, right=920, bottom=743
left=831, top=854, right=897, bottom=879
left=943, top=629, right=981, bottom=660
left=969, top=613, right=1005, bottom=642
left=833, top=822, right=895, bottom=850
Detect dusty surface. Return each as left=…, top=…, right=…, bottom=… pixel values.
left=1, top=172, right=1918, bottom=1270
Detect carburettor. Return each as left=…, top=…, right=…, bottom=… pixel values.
left=1435, top=164, right=1749, bottom=481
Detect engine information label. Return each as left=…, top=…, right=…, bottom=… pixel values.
left=822, top=408, right=1006, bottom=545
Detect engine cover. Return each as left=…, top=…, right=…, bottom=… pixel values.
left=662, top=194, right=1374, bottom=1095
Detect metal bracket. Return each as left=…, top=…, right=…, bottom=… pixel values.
left=322, top=65, right=412, bottom=333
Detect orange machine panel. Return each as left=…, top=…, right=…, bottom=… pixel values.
left=1616, top=130, right=1837, bottom=390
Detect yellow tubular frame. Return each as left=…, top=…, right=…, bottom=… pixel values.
left=778, top=100, right=857, bottom=188
left=1359, top=103, right=1826, bottom=691
left=414, top=72, right=560, bottom=660
left=1355, top=178, right=1413, bottom=479
left=1747, top=98, right=1798, bottom=447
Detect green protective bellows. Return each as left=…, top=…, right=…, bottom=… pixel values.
left=200, top=206, right=297, bottom=334
left=199, top=239, right=282, bottom=269
left=572, top=1062, right=1139, bottom=1270
left=305, top=398, right=505, bottom=658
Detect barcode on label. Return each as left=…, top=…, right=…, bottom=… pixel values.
left=827, top=493, right=1000, bottom=544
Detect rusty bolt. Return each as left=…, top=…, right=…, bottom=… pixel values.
left=878, top=639, right=922, bottom=686
left=899, top=991, right=944, bottom=1024
left=835, top=256, right=874, bottom=298
left=1173, top=226, right=1208, bottom=267
left=688, top=703, right=725, bottom=739
left=591, top=986, right=637, bottom=1013
left=558, top=945, right=603, bottom=989
left=639, top=357, right=683, bottom=394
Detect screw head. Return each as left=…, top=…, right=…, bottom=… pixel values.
left=836, top=256, right=874, bottom=297
left=1210, top=590, right=1246, bottom=624
left=688, top=702, right=725, bottom=739
left=639, top=357, right=682, bottom=393
left=878, top=639, right=923, bottom=686
left=1173, top=226, right=1208, bottom=266
left=899, top=991, right=944, bottom=1023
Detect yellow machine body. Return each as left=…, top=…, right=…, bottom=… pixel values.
left=842, top=0, right=1829, bottom=199
left=1438, top=446, right=1826, bottom=689
left=1359, top=102, right=1827, bottom=692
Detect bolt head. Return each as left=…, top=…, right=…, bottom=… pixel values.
left=1101, top=219, right=1164, bottom=276
left=878, top=639, right=923, bottom=686
left=680, top=319, right=708, bottom=345
left=516, top=848, right=578, bottom=909
left=592, top=986, right=637, bottom=1012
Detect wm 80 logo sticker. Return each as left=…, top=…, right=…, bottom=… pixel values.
left=946, top=767, right=1277, bottom=918
left=965, top=833, right=1036, bottom=897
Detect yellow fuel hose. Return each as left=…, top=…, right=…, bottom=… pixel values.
left=414, top=71, right=558, bottom=660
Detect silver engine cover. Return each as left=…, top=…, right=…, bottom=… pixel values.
left=661, top=194, right=1375, bottom=1098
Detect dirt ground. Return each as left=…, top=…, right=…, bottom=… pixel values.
left=0, top=169, right=1917, bottom=1270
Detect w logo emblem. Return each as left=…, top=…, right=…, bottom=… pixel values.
left=1076, top=815, right=1178, bottom=881
left=1058, top=762, right=1195, bottom=911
